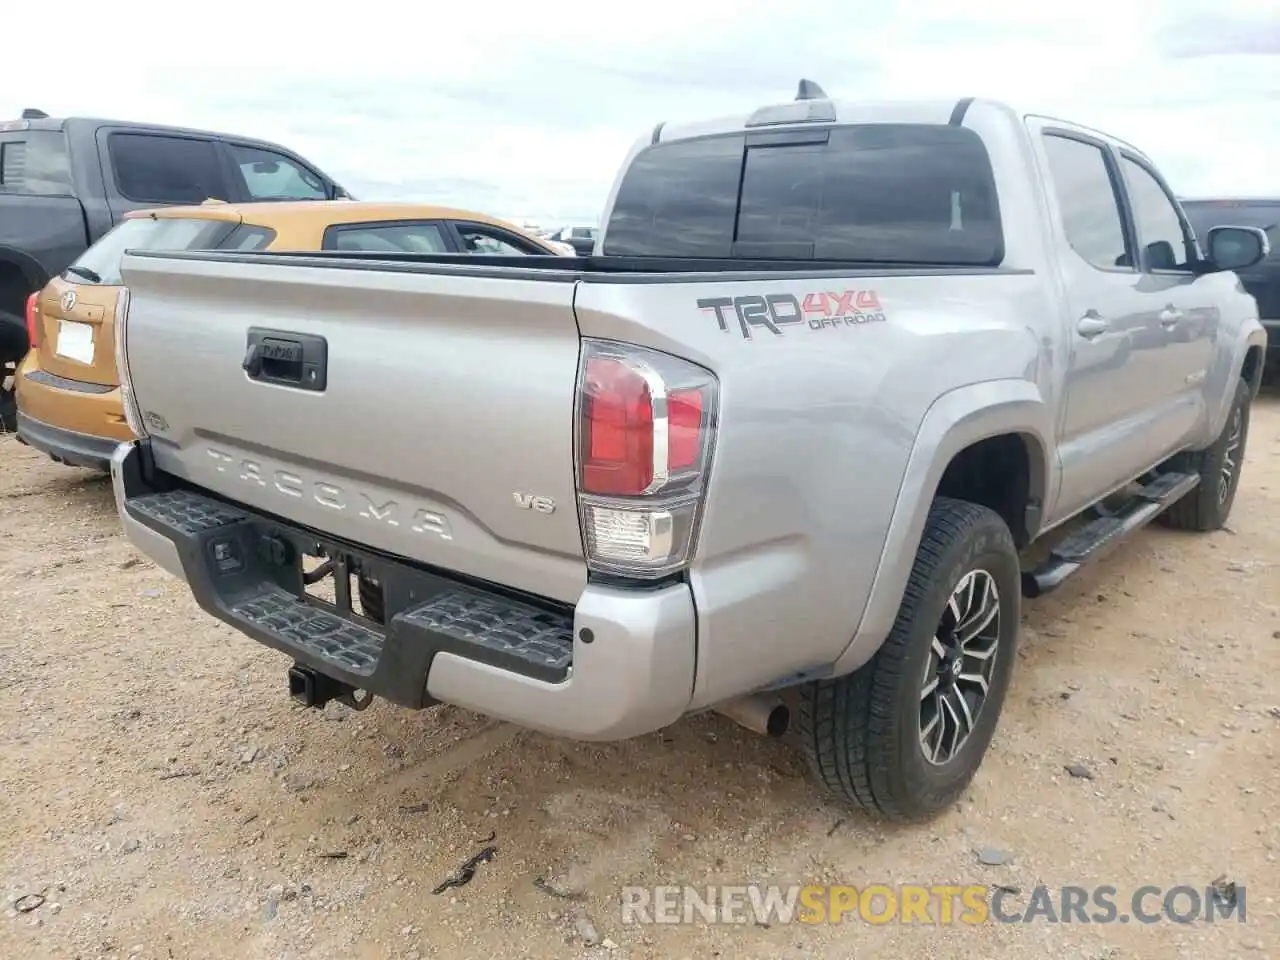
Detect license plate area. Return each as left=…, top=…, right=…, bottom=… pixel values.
left=55, top=320, right=95, bottom=364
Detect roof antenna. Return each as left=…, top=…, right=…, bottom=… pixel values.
left=21, top=108, right=49, bottom=119
left=795, top=79, right=828, bottom=101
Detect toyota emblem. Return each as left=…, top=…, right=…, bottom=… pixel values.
left=60, top=289, right=77, bottom=313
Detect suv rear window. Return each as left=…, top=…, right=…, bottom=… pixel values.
left=66, top=216, right=240, bottom=286
left=602, top=124, right=1003, bottom=265
left=0, top=130, right=73, bottom=196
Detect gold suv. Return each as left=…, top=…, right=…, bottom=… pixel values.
left=16, top=201, right=560, bottom=469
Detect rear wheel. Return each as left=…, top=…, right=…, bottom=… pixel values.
left=0, top=362, right=16, bottom=433
left=0, top=310, right=23, bottom=433
left=1159, top=376, right=1250, bottom=532
left=797, top=497, right=1020, bottom=822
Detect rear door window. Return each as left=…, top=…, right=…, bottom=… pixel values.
left=603, top=124, right=1004, bottom=264
left=108, top=134, right=230, bottom=204
left=0, top=130, right=73, bottom=195
left=65, top=216, right=238, bottom=285
left=227, top=144, right=328, bottom=201
left=323, top=221, right=451, bottom=253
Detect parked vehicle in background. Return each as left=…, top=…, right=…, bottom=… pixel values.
left=17, top=201, right=560, bottom=470
left=108, top=85, right=1268, bottom=823
left=0, top=107, right=350, bottom=429
left=1181, top=197, right=1279, bottom=377
left=544, top=225, right=598, bottom=255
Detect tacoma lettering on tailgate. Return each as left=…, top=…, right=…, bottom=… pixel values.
left=206, top=448, right=454, bottom=540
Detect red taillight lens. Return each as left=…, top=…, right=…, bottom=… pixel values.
left=579, top=354, right=712, bottom=497
left=24, top=292, right=39, bottom=349
left=667, top=389, right=704, bottom=470
left=575, top=340, right=719, bottom=578
left=582, top=356, right=655, bottom=496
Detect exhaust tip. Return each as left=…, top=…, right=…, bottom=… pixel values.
left=764, top=702, right=790, bottom=738
left=713, top=694, right=791, bottom=738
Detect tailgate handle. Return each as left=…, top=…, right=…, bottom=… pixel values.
left=243, top=328, right=328, bottom=392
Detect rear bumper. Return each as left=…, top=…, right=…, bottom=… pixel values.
left=14, top=353, right=133, bottom=447
left=110, top=442, right=696, bottom=740
left=17, top=411, right=122, bottom=470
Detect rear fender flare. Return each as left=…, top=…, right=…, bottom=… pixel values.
left=828, top=379, right=1056, bottom=677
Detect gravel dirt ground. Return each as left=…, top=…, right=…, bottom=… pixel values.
left=2, top=397, right=1278, bottom=960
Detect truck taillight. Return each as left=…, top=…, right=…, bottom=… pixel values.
left=575, top=339, right=718, bottom=578
left=113, top=288, right=147, bottom=438
left=24, top=292, right=39, bottom=348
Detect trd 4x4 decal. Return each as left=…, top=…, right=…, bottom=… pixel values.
left=698, top=290, right=887, bottom=340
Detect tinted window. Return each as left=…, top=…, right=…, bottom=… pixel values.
left=1041, top=135, right=1131, bottom=271
left=1120, top=156, right=1192, bottom=271
left=228, top=144, right=327, bottom=201
left=109, top=134, right=229, bottom=204
left=67, top=217, right=237, bottom=285
left=603, top=135, right=742, bottom=257
left=221, top=224, right=277, bottom=251
left=603, top=125, right=1003, bottom=264
left=0, top=131, right=73, bottom=195
left=325, top=222, right=449, bottom=253
left=456, top=224, right=544, bottom=255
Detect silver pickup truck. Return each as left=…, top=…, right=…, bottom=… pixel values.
left=109, top=86, right=1270, bottom=822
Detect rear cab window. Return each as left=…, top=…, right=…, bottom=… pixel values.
left=65, top=216, right=242, bottom=286
left=0, top=129, right=74, bottom=195
left=602, top=124, right=1004, bottom=264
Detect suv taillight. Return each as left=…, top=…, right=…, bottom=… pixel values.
left=24, top=292, right=39, bottom=348
left=112, top=288, right=147, bottom=438
left=575, top=339, right=718, bottom=578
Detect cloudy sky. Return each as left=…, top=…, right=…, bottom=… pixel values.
left=4, top=0, right=1277, bottom=226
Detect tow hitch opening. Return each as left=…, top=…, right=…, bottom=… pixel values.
left=288, top=663, right=373, bottom=711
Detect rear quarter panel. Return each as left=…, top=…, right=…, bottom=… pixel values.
left=574, top=271, right=1055, bottom=706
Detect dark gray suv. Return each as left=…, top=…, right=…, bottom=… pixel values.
left=1182, top=197, right=1279, bottom=375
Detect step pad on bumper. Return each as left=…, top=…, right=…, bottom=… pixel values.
left=122, top=487, right=577, bottom=704
left=234, top=586, right=384, bottom=675
left=401, top=591, right=574, bottom=680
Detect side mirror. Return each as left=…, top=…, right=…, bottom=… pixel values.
left=1205, top=225, right=1270, bottom=273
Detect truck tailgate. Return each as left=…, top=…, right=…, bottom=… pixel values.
left=118, top=252, right=588, bottom=604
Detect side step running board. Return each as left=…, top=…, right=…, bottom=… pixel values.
left=1022, top=471, right=1199, bottom=598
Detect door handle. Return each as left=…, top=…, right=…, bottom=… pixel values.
left=1159, top=307, right=1183, bottom=328
left=1076, top=314, right=1110, bottom=339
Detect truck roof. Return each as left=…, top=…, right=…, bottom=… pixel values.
left=0, top=112, right=305, bottom=154
left=651, top=89, right=1153, bottom=166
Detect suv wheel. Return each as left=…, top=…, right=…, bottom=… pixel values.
left=797, top=497, right=1020, bottom=822
left=1159, top=376, right=1251, bottom=532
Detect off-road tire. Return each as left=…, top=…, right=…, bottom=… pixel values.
left=797, top=497, right=1021, bottom=822
left=1159, top=377, right=1250, bottom=532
